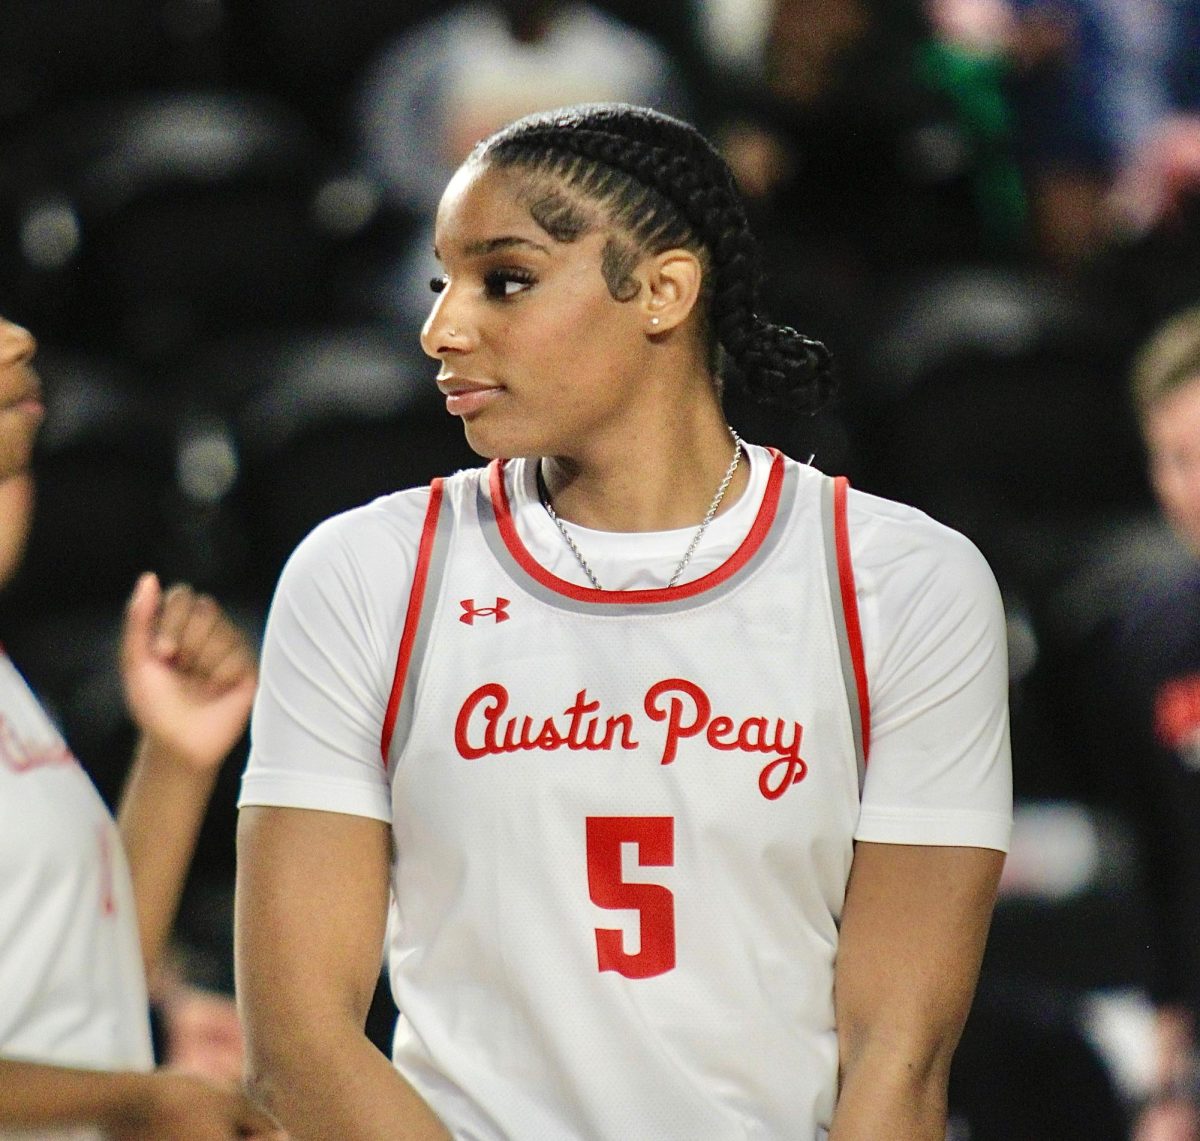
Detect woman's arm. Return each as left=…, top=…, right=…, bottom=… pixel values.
left=830, top=841, right=1004, bottom=1140
left=117, top=573, right=258, bottom=980
left=0, top=1058, right=283, bottom=1138
left=235, top=805, right=451, bottom=1141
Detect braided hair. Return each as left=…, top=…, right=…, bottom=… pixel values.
left=469, top=103, right=835, bottom=413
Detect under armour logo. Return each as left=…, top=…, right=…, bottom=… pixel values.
left=460, top=597, right=511, bottom=625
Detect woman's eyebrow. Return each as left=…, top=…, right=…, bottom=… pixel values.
left=463, top=236, right=551, bottom=257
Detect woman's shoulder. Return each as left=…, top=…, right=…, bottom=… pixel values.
left=842, top=481, right=987, bottom=559
left=774, top=452, right=989, bottom=574
left=262, top=485, right=441, bottom=643
left=296, top=485, right=435, bottom=562
left=836, top=481, right=1002, bottom=608
left=282, top=466, right=490, bottom=580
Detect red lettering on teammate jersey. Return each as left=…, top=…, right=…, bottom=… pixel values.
left=0, top=713, right=74, bottom=773
left=453, top=679, right=807, bottom=799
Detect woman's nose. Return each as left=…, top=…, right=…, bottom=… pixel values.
left=420, top=294, right=470, bottom=360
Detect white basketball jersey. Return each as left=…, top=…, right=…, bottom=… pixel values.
left=381, top=452, right=867, bottom=1139
left=0, top=654, right=153, bottom=1141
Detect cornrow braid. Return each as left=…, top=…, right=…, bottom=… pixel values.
left=474, top=103, right=835, bottom=413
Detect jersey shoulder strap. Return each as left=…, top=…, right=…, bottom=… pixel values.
left=381, top=475, right=457, bottom=766
left=820, top=474, right=870, bottom=793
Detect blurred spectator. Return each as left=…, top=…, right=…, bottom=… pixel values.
left=1082, top=304, right=1200, bottom=1141
left=704, top=0, right=1015, bottom=279
left=693, top=0, right=1030, bottom=483
left=696, top=1, right=1024, bottom=397
left=357, top=0, right=690, bottom=217
left=1108, top=109, right=1200, bottom=243
left=152, top=943, right=245, bottom=1088
left=926, top=0, right=1200, bottom=274
left=353, top=0, right=692, bottom=345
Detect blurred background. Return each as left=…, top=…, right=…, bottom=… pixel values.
left=2, top=0, right=1199, bottom=1136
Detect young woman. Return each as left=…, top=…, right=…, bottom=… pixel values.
left=236, top=103, right=1012, bottom=1140
left=0, top=317, right=283, bottom=1139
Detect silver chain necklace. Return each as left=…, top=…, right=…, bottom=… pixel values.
left=538, top=427, right=744, bottom=590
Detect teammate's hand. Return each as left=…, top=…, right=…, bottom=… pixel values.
left=119, top=573, right=258, bottom=770
left=108, top=1069, right=286, bottom=1140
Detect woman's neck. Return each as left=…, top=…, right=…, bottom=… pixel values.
left=538, top=415, right=749, bottom=533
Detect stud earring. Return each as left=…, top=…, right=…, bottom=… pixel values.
left=650, top=316, right=660, bottom=327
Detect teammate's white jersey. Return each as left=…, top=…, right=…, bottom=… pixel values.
left=0, top=653, right=153, bottom=1141
left=242, top=445, right=1012, bottom=1139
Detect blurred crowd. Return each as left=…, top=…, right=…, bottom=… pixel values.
left=2, top=0, right=1200, bottom=1137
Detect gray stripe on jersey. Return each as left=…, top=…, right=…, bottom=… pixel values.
left=476, top=463, right=800, bottom=616
left=389, top=487, right=455, bottom=769
left=821, top=476, right=866, bottom=795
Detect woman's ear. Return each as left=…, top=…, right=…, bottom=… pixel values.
left=637, top=248, right=703, bottom=335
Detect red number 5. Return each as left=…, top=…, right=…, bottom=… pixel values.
left=586, top=816, right=675, bottom=979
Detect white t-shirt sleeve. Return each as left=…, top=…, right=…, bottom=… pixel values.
left=849, top=491, right=1013, bottom=852
left=237, top=489, right=431, bottom=822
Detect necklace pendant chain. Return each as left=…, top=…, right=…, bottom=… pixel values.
left=540, top=427, right=743, bottom=591
left=544, top=505, right=604, bottom=590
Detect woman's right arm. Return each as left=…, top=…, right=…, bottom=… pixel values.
left=235, top=804, right=450, bottom=1141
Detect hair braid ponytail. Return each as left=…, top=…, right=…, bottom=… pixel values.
left=480, top=104, right=836, bottom=412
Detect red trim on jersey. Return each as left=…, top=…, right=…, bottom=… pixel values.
left=488, top=450, right=786, bottom=604
left=833, top=476, right=870, bottom=763
left=381, top=479, right=444, bottom=767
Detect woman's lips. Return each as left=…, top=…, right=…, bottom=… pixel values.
left=1, top=394, right=44, bottom=424
left=446, top=389, right=501, bottom=417
left=438, top=378, right=503, bottom=418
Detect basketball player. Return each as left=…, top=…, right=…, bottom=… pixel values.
left=236, top=104, right=1012, bottom=1139
left=0, top=317, right=283, bottom=1139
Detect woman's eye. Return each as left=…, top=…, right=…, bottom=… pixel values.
left=483, top=270, right=535, bottom=299
left=430, top=275, right=448, bottom=294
